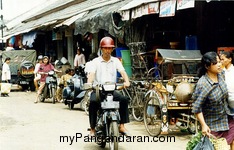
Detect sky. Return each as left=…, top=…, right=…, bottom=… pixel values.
left=2, top=0, right=49, bottom=20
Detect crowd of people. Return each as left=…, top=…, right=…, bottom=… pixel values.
left=34, top=39, right=234, bottom=148
left=30, top=36, right=131, bottom=137
left=1, top=36, right=234, bottom=149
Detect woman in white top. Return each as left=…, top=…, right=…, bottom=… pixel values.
left=33, top=55, right=43, bottom=91
left=220, top=51, right=234, bottom=116
left=74, top=48, right=86, bottom=68
left=1, top=57, right=11, bottom=97
left=2, top=57, right=11, bottom=83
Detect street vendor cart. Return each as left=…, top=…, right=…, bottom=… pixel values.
left=143, top=49, right=202, bottom=136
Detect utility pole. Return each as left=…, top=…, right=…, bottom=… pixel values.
left=0, top=0, right=3, bottom=50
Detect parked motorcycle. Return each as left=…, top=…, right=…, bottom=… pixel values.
left=39, top=70, right=57, bottom=104
left=84, top=82, right=123, bottom=150
left=63, top=65, right=87, bottom=109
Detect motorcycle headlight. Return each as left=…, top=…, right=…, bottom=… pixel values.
left=102, top=83, right=116, bottom=91
left=48, top=70, right=55, bottom=75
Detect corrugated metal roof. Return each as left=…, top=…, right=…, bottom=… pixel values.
left=4, top=0, right=122, bottom=37
left=54, top=11, right=88, bottom=28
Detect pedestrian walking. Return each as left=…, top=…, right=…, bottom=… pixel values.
left=1, top=57, right=11, bottom=97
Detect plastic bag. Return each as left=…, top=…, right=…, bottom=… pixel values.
left=1, top=83, right=12, bottom=94
left=186, top=132, right=202, bottom=150
left=193, top=136, right=214, bottom=150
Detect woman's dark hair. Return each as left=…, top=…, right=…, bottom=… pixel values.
left=220, top=51, right=234, bottom=64
left=43, top=56, right=50, bottom=64
left=5, top=57, right=11, bottom=62
left=197, top=51, right=218, bottom=77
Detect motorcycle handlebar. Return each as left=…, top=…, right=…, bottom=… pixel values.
left=83, top=83, right=124, bottom=91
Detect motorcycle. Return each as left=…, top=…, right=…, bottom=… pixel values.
left=84, top=82, right=123, bottom=150
left=39, top=70, right=57, bottom=104
left=63, top=65, right=87, bottom=110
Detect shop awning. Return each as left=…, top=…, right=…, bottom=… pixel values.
left=54, top=11, right=88, bottom=28
left=4, top=26, right=39, bottom=40
left=74, top=0, right=132, bottom=37
left=4, top=0, right=125, bottom=40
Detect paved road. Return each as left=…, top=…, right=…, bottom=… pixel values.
left=0, top=92, right=191, bottom=150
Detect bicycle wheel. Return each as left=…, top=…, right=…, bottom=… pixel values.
left=147, top=67, right=162, bottom=84
left=132, top=95, right=144, bottom=122
left=120, top=89, right=133, bottom=116
left=144, top=96, right=162, bottom=136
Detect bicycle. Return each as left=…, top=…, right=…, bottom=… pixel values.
left=120, top=80, right=147, bottom=122
left=143, top=66, right=166, bottom=136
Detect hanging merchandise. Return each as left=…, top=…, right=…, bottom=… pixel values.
left=22, top=31, right=37, bottom=48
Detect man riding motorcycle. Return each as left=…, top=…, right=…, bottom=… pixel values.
left=87, top=36, right=130, bottom=136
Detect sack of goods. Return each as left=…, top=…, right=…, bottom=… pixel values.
left=1, top=83, right=12, bottom=94
left=186, top=131, right=229, bottom=150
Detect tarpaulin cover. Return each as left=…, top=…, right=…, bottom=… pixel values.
left=74, top=0, right=132, bottom=38
left=2, top=50, right=37, bottom=75
left=157, top=49, right=202, bottom=61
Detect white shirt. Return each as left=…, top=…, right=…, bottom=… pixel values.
left=34, top=63, right=40, bottom=74
left=224, top=64, right=234, bottom=109
left=74, top=53, right=86, bottom=67
left=2, top=62, right=11, bottom=80
left=84, top=60, right=94, bottom=74
left=90, top=56, right=124, bottom=84
left=34, top=63, right=41, bottom=78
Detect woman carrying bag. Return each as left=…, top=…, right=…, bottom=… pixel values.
left=192, top=52, right=234, bottom=150
left=1, top=57, right=11, bottom=97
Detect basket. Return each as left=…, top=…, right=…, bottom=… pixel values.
left=210, top=135, right=229, bottom=150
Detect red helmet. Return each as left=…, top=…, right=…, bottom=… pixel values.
left=99, top=37, right=115, bottom=48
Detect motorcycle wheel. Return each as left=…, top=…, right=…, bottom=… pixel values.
left=80, top=92, right=89, bottom=111
left=43, top=85, right=48, bottom=100
left=39, top=94, right=45, bottom=102
left=96, top=136, right=106, bottom=148
left=51, top=87, right=56, bottom=104
left=80, top=98, right=86, bottom=111
left=84, top=99, right=89, bottom=115
left=29, top=81, right=35, bottom=91
left=109, top=121, right=119, bottom=150
left=68, top=103, right=74, bottom=110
